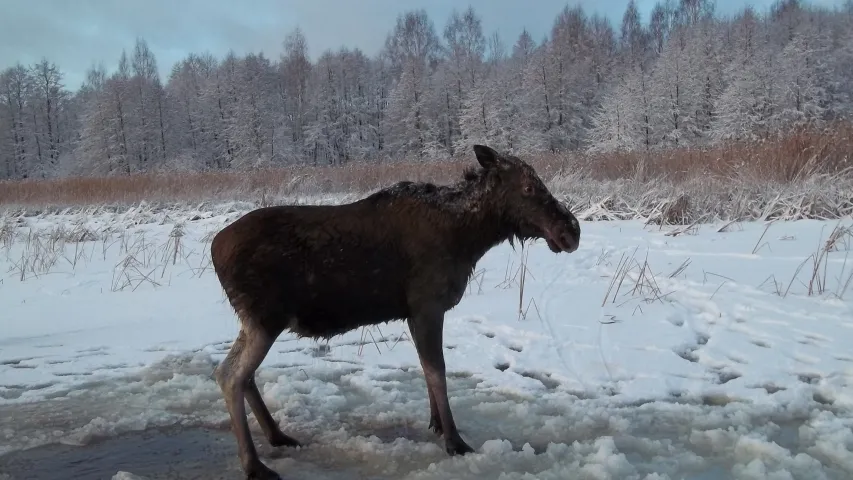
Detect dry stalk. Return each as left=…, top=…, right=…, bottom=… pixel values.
left=519, top=297, right=542, bottom=322
left=824, top=222, right=852, bottom=252
left=466, top=268, right=486, bottom=295
left=784, top=255, right=813, bottom=297
left=595, top=248, right=612, bottom=267
left=0, top=218, right=15, bottom=250
left=710, top=281, right=728, bottom=300
left=201, top=228, right=220, bottom=243
left=496, top=256, right=517, bottom=289
left=158, top=223, right=186, bottom=278
left=808, top=235, right=831, bottom=296
left=517, top=240, right=531, bottom=321
left=703, top=271, right=735, bottom=285
left=716, top=220, right=741, bottom=233
left=111, top=253, right=162, bottom=292
left=600, top=246, right=669, bottom=309
left=759, top=274, right=784, bottom=296
left=10, top=229, right=64, bottom=280
left=194, top=250, right=214, bottom=278
left=838, top=265, right=853, bottom=300
left=601, top=249, right=636, bottom=307
left=752, top=221, right=774, bottom=254
left=61, top=236, right=89, bottom=270
left=668, top=258, right=692, bottom=278
left=356, top=326, right=396, bottom=356
left=387, top=331, right=410, bottom=351
left=110, top=233, right=162, bottom=291
left=665, top=219, right=701, bottom=237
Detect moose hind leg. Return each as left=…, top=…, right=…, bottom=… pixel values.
left=245, top=377, right=301, bottom=447
left=216, top=323, right=282, bottom=480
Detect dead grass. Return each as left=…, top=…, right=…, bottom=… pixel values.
left=1, top=124, right=851, bottom=214
left=0, top=160, right=521, bottom=208
left=756, top=221, right=853, bottom=300
left=601, top=247, right=671, bottom=315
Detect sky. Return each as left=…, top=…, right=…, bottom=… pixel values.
left=0, top=0, right=846, bottom=91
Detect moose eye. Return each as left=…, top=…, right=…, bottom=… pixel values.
left=523, top=184, right=534, bottom=195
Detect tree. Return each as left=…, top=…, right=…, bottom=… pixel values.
left=2, top=1, right=852, bottom=174
left=383, top=10, right=441, bottom=159
left=443, top=7, right=486, bottom=154
left=711, top=7, right=778, bottom=142
left=280, top=28, right=312, bottom=163
left=0, top=64, right=32, bottom=178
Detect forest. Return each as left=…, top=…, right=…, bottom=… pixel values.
left=1, top=0, right=852, bottom=180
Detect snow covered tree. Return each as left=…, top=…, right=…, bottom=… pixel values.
left=279, top=28, right=312, bottom=163
left=0, top=64, right=32, bottom=178
left=1, top=1, right=851, bottom=174
left=443, top=7, right=486, bottom=155
left=382, top=9, right=441, bottom=159
left=774, top=29, right=832, bottom=129
left=711, top=7, right=778, bottom=141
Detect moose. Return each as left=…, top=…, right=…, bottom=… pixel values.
left=210, top=144, right=582, bottom=479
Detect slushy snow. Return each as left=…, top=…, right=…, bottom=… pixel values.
left=1, top=204, right=852, bottom=479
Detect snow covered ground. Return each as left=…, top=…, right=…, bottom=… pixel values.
left=1, top=204, right=853, bottom=479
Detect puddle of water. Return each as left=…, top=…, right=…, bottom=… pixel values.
left=0, top=426, right=384, bottom=480
left=0, top=357, right=849, bottom=480
left=0, top=416, right=845, bottom=480
left=0, top=427, right=234, bottom=480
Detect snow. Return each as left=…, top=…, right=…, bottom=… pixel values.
left=1, top=205, right=853, bottom=479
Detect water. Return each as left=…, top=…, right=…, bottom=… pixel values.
left=0, top=361, right=848, bottom=480
left=0, top=426, right=384, bottom=479
left=1, top=427, right=237, bottom=480
left=0, top=422, right=808, bottom=480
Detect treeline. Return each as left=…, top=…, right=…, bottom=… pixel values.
left=1, top=0, right=852, bottom=179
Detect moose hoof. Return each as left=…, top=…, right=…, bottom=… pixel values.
left=269, top=431, right=302, bottom=448
left=445, top=437, right=475, bottom=456
left=246, top=460, right=282, bottom=480
left=428, top=416, right=443, bottom=436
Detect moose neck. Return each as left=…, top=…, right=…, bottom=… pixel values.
left=448, top=179, right=514, bottom=265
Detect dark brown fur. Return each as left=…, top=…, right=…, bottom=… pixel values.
left=210, top=145, right=581, bottom=479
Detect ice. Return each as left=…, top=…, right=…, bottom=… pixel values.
left=1, top=206, right=852, bottom=478
left=112, top=473, right=150, bottom=480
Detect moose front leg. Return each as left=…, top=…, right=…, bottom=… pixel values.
left=426, top=387, right=443, bottom=436
left=408, top=310, right=475, bottom=456
left=410, top=319, right=444, bottom=436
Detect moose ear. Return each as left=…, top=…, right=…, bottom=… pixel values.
left=473, top=144, right=501, bottom=170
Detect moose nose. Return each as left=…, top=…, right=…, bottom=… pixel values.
left=560, top=231, right=579, bottom=252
